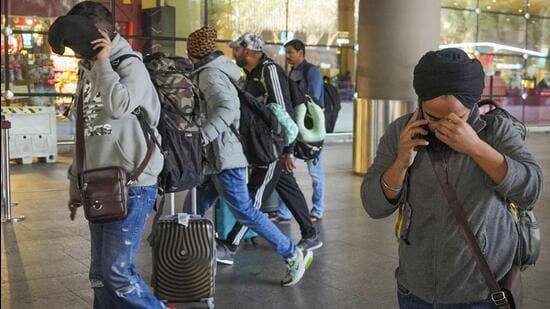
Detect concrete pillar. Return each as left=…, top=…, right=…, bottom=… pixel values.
left=353, top=0, right=441, bottom=174
left=338, top=0, right=356, bottom=78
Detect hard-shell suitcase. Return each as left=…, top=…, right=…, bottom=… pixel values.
left=150, top=190, right=216, bottom=308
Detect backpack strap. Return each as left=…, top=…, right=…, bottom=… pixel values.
left=302, top=62, right=312, bottom=94
left=111, top=54, right=141, bottom=71
left=108, top=54, right=157, bottom=184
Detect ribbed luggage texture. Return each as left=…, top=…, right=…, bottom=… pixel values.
left=151, top=216, right=216, bottom=306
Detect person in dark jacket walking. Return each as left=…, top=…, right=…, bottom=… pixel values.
left=361, top=48, right=543, bottom=307
left=220, top=33, right=322, bottom=258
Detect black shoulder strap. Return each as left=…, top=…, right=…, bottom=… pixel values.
left=111, top=54, right=141, bottom=71
left=109, top=54, right=157, bottom=183
left=302, top=62, right=312, bottom=93
left=427, top=150, right=513, bottom=308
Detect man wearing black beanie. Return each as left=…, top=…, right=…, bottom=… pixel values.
left=361, top=48, right=543, bottom=307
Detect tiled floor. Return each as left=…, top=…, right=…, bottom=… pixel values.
left=2, top=134, right=550, bottom=309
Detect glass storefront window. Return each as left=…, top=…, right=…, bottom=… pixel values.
left=287, top=0, right=339, bottom=45
left=263, top=44, right=286, bottom=67
left=525, top=57, right=549, bottom=125
left=208, top=0, right=287, bottom=43
left=441, top=0, right=478, bottom=9
left=479, top=0, right=526, bottom=14
left=440, top=9, right=477, bottom=45
left=478, top=13, right=526, bottom=49
left=126, top=38, right=179, bottom=56
left=527, top=17, right=550, bottom=54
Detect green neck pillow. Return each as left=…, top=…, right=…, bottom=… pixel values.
left=294, top=95, right=326, bottom=143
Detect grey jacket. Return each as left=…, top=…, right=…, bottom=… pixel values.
left=191, top=52, right=248, bottom=174
left=361, top=112, right=543, bottom=304
left=68, top=34, right=163, bottom=188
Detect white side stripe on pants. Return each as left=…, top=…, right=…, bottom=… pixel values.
left=232, top=161, right=278, bottom=245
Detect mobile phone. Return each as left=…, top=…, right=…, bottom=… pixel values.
left=413, top=106, right=429, bottom=150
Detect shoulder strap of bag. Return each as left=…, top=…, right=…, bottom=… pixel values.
left=111, top=54, right=141, bottom=71
left=75, top=70, right=86, bottom=189
left=427, top=150, right=512, bottom=309
left=128, top=108, right=156, bottom=184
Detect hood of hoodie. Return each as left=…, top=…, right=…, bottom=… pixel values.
left=192, top=51, right=242, bottom=82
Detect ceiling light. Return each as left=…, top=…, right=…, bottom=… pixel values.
left=438, top=42, right=547, bottom=57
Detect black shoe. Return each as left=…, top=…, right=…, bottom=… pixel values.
left=267, top=212, right=279, bottom=221
left=216, top=240, right=235, bottom=265
left=297, top=233, right=323, bottom=251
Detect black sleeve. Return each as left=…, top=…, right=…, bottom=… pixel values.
left=263, top=64, right=295, bottom=154
left=263, top=64, right=294, bottom=114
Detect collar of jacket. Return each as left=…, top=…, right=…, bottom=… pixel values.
left=192, top=50, right=224, bottom=72
left=293, top=59, right=309, bottom=72
left=245, top=53, right=273, bottom=76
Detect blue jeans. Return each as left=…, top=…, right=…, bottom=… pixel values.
left=89, top=185, right=164, bottom=309
left=278, top=151, right=325, bottom=219
left=397, top=283, right=495, bottom=309
left=196, top=168, right=296, bottom=259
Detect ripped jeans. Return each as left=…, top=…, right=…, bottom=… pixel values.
left=89, top=185, right=164, bottom=309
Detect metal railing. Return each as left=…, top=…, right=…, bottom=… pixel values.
left=1, top=119, right=24, bottom=223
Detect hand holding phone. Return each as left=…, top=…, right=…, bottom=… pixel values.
left=395, top=109, right=429, bottom=169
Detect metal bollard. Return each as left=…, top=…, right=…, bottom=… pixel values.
left=1, top=119, right=24, bottom=223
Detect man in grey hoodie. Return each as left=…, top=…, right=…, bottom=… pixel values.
left=52, top=2, right=165, bottom=308
left=361, top=48, right=543, bottom=307
left=186, top=26, right=313, bottom=287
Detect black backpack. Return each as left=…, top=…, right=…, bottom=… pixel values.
left=323, top=82, right=341, bottom=133
left=227, top=78, right=286, bottom=166
left=112, top=53, right=204, bottom=194
left=478, top=99, right=526, bottom=140
left=478, top=99, right=539, bottom=270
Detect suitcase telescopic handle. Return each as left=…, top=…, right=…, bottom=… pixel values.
left=191, top=188, right=197, bottom=215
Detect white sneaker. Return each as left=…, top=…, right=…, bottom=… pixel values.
left=281, top=248, right=313, bottom=287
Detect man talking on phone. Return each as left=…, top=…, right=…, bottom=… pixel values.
left=360, top=48, right=543, bottom=308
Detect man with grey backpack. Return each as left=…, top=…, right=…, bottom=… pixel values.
left=361, top=48, right=543, bottom=308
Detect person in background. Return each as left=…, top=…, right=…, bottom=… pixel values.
left=222, top=33, right=322, bottom=254
left=277, top=39, right=326, bottom=223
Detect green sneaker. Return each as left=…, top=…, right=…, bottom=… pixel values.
left=281, top=248, right=313, bottom=287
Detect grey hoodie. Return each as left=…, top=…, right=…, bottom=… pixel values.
left=68, top=34, right=163, bottom=188
left=361, top=112, right=543, bottom=304
left=191, top=52, right=248, bottom=174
